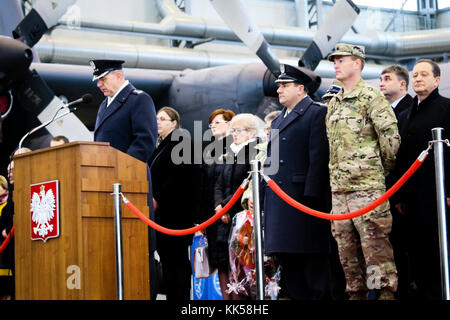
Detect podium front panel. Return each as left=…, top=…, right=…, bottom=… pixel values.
left=14, top=142, right=150, bottom=300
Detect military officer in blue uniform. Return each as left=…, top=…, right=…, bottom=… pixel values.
left=263, top=64, right=332, bottom=300
left=90, top=59, right=158, bottom=298
left=91, top=59, right=157, bottom=162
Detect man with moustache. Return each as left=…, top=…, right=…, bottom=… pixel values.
left=392, top=59, right=450, bottom=300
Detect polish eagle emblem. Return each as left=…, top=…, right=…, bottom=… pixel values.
left=30, top=185, right=56, bottom=238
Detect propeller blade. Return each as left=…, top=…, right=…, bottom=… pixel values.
left=14, top=69, right=92, bottom=142
left=14, top=69, right=55, bottom=116
left=6, top=0, right=91, bottom=143
left=299, top=0, right=360, bottom=70
left=13, top=0, right=76, bottom=47
left=210, top=0, right=280, bottom=77
left=37, top=96, right=93, bottom=142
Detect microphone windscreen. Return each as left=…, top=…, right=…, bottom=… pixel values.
left=81, top=93, right=93, bottom=104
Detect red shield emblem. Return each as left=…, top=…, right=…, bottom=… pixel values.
left=30, top=180, right=60, bottom=242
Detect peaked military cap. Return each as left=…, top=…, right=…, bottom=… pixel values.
left=275, top=64, right=321, bottom=95
left=327, top=43, right=365, bottom=61
left=322, top=82, right=342, bottom=100
left=89, top=59, right=125, bottom=81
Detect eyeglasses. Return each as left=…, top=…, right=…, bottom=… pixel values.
left=157, top=117, right=172, bottom=122
left=230, top=128, right=249, bottom=135
left=208, top=120, right=228, bottom=128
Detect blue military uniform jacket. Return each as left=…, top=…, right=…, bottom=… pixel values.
left=94, top=82, right=158, bottom=252
left=94, top=82, right=157, bottom=163
left=263, top=95, right=331, bottom=254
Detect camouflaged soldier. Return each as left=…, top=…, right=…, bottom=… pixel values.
left=326, top=43, right=401, bottom=300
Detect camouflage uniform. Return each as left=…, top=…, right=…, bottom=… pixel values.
left=330, top=190, right=397, bottom=294
left=326, top=43, right=400, bottom=297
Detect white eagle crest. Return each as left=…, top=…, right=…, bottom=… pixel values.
left=30, top=185, right=56, bottom=237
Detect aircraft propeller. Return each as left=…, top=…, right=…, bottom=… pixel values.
left=299, top=0, right=360, bottom=70
left=0, top=0, right=91, bottom=149
left=209, top=0, right=281, bottom=77
left=210, top=0, right=360, bottom=78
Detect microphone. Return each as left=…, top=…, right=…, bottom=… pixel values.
left=64, top=93, right=93, bottom=111
left=17, top=94, right=92, bottom=153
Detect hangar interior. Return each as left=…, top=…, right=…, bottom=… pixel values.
left=30, top=0, right=450, bottom=74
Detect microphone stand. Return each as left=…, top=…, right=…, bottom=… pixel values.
left=17, top=107, right=73, bottom=154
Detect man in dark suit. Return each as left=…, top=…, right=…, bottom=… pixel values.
left=380, top=64, right=414, bottom=299
left=392, top=59, right=450, bottom=299
left=380, top=65, right=413, bottom=118
left=263, top=64, right=332, bottom=300
left=90, top=59, right=158, bottom=298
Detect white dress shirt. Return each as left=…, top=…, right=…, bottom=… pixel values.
left=107, top=80, right=129, bottom=107
left=391, top=95, right=406, bottom=109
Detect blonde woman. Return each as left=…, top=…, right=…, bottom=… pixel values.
left=212, top=113, right=264, bottom=299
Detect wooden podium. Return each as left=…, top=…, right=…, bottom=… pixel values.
left=13, top=142, right=150, bottom=300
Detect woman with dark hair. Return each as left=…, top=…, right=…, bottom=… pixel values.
left=208, top=109, right=235, bottom=142
left=194, top=110, right=235, bottom=290
left=149, top=106, right=195, bottom=300
left=195, top=109, right=235, bottom=222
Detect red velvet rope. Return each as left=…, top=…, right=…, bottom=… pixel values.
left=266, top=153, right=428, bottom=221
left=124, top=149, right=428, bottom=233
left=0, top=227, right=14, bottom=253
left=124, top=181, right=247, bottom=236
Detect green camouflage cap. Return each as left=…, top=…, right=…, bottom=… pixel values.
left=327, top=43, right=365, bottom=61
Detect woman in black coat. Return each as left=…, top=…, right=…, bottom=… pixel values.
left=195, top=109, right=235, bottom=226
left=149, top=106, right=195, bottom=300
left=211, top=113, right=264, bottom=300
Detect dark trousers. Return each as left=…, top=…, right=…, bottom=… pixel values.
left=158, top=242, right=192, bottom=300
left=406, top=209, right=447, bottom=300
left=149, top=251, right=158, bottom=300
left=409, top=243, right=444, bottom=300
left=329, top=239, right=347, bottom=300
left=390, top=207, right=412, bottom=299
left=276, top=253, right=332, bottom=300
